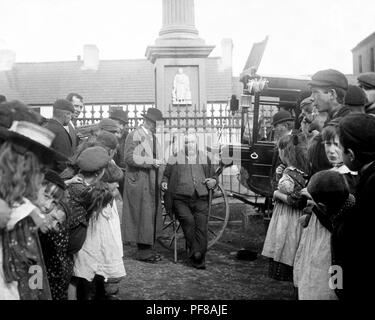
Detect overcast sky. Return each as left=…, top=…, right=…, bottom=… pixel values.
left=1, top=0, right=374, bottom=76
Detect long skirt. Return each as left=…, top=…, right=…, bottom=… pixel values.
left=262, top=201, right=304, bottom=267
left=293, top=214, right=338, bottom=300
left=74, top=200, right=126, bottom=282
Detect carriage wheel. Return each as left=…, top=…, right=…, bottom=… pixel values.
left=157, top=183, right=230, bottom=252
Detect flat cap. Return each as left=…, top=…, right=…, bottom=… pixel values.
left=96, top=131, right=119, bottom=150
left=357, top=72, right=375, bottom=90
left=339, top=113, right=375, bottom=160
left=76, top=146, right=110, bottom=172
left=307, top=170, right=349, bottom=210
left=344, top=85, right=367, bottom=107
left=98, top=118, right=120, bottom=133
left=308, top=69, right=348, bottom=91
left=53, top=99, right=74, bottom=113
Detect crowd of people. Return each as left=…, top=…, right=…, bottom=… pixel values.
left=0, top=92, right=218, bottom=300
left=262, top=70, right=375, bottom=300
left=0, top=69, right=375, bottom=301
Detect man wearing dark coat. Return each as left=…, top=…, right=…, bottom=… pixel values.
left=109, top=109, right=129, bottom=197
left=161, top=133, right=218, bottom=269
left=44, top=99, right=74, bottom=172
left=122, top=108, right=164, bottom=263
left=65, top=93, right=84, bottom=153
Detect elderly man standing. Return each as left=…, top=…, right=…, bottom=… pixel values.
left=122, top=108, right=164, bottom=263
left=161, top=133, right=217, bottom=269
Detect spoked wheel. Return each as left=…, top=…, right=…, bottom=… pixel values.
left=207, top=183, right=230, bottom=249
left=157, top=183, right=230, bottom=252
left=157, top=205, right=186, bottom=253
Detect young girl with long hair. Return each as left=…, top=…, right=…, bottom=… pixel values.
left=262, top=134, right=308, bottom=281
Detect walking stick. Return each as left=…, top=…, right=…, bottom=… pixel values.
left=174, top=212, right=178, bottom=263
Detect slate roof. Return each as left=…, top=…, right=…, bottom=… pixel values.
left=352, top=32, right=375, bottom=52
left=0, top=57, right=236, bottom=105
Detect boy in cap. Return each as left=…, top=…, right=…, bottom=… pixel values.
left=309, top=69, right=350, bottom=124
left=344, top=85, right=366, bottom=114
left=357, top=72, right=375, bottom=115
left=45, top=99, right=75, bottom=171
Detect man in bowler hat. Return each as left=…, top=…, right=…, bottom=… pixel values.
left=44, top=99, right=75, bottom=171
left=122, top=108, right=164, bottom=262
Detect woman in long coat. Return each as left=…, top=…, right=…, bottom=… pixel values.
left=122, top=109, right=164, bottom=262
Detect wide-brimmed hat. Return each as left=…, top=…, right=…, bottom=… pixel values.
left=109, top=109, right=129, bottom=124
left=142, top=108, right=164, bottom=123
left=0, top=120, right=68, bottom=164
left=272, top=110, right=294, bottom=126
left=44, top=169, right=67, bottom=190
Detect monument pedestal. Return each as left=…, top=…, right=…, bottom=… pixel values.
left=145, top=0, right=214, bottom=115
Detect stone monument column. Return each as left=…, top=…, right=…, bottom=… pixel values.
left=159, top=0, right=198, bottom=39
left=146, top=0, right=214, bottom=114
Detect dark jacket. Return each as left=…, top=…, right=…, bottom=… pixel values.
left=45, top=119, right=73, bottom=171
left=331, top=162, right=375, bottom=301
left=45, top=119, right=73, bottom=157
left=326, top=105, right=351, bottom=125
left=162, top=151, right=218, bottom=213
left=338, top=161, right=375, bottom=300
left=67, top=121, right=79, bottom=153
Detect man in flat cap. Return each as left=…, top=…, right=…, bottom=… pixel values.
left=44, top=99, right=75, bottom=171
left=309, top=69, right=350, bottom=125
left=357, top=72, right=375, bottom=115
left=65, top=93, right=84, bottom=152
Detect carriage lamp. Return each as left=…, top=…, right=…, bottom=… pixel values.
left=246, top=78, right=269, bottom=94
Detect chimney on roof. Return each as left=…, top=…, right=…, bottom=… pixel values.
left=0, top=49, right=16, bottom=71
left=220, top=38, right=233, bottom=71
left=82, top=44, right=99, bottom=70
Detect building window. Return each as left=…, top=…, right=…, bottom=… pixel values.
left=359, top=55, right=363, bottom=73
left=371, top=48, right=375, bottom=72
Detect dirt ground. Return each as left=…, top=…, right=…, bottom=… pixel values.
left=117, top=204, right=295, bottom=300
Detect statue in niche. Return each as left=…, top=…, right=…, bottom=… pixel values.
left=172, top=68, right=192, bottom=105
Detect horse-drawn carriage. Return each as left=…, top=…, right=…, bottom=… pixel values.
left=158, top=71, right=311, bottom=260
